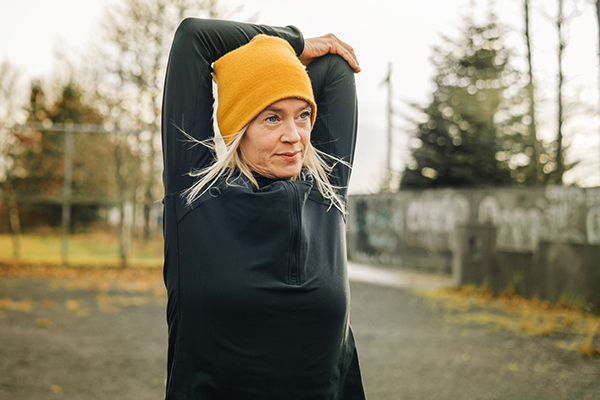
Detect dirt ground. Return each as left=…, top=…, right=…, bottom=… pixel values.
left=0, top=264, right=599, bottom=400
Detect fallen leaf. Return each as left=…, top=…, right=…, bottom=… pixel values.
left=37, top=318, right=52, bottom=327
left=65, top=299, right=82, bottom=310
left=0, top=298, right=35, bottom=312
left=39, top=300, right=56, bottom=309
left=75, top=308, right=91, bottom=317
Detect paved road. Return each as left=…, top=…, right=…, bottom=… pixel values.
left=0, top=264, right=599, bottom=399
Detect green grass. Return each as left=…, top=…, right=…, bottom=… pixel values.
left=0, top=232, right=163, bottom=268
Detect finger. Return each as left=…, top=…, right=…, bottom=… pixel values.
left=326, top=35, right=360, bottom=73
left=343, top=45, right=360, bottom=73
left=302, top=35, right=361, bottom=73
left=331, top=42, right=360, bottom=73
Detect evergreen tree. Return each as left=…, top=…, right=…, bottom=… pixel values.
left=17, top=81, right=105, bottom=200
left=401, top=15, right=542, bottom=189
left=15, top=81, right=63, bottom=199
left=13, top=81, right=138, bottom=228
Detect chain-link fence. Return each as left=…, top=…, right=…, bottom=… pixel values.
left=0, top=123, right=164, bottom=267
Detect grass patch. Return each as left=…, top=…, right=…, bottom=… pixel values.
left=0, top=232, right=163, bottom=268
left=418, top=285, right=600, bottom=357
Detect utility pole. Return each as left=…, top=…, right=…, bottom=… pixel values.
left=596, top=0, right=600, bottom=186
left=379, top=62, right=393, bottom=191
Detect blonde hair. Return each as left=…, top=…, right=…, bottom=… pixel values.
left=181, top=126, right=348, bottom=214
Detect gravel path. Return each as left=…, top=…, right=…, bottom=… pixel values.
left=351, top=280, right=600, bottom=400
left=0, top=264, right=598, bottom=399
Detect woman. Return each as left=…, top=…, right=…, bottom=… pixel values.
left=161, top=17, right=364, bottom=399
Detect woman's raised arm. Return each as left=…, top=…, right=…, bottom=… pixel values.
left=161, top=18, right=305, bottom=195
left=305, top=42, right=359, bottom=198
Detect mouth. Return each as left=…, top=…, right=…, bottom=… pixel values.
left=277, top=151, right=301, bottom=162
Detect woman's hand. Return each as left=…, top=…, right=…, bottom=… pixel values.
left=299, top=34, right=360, bottom=73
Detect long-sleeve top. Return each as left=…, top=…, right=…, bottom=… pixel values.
left=161, top=17, right=365, bottom=400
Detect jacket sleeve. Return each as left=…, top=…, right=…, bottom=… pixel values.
left=161, top=18, right=305, bottom=196
left=306, top=54, right=358, bottom=199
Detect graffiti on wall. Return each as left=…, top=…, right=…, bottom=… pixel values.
left=353, top=197, right=404, bottom=255
left=542, top=186, right=587, bottom=244
left=586, top=188, right=600, bottom=244
left=478, top=196, right=543, bottom=252
left=405, top=191, right=470, bottom=250
left=478, top=186, right=590, bottom=252
left=587, top=207, right=600, bottom=244
left=349, top=186, right=600, bottom=266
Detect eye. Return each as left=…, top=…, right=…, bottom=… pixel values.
left=265, top=115, right=278, bottom=123
left=299, top=111, right=311, bottom=120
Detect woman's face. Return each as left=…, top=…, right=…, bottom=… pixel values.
left=239, top=98, right=312, bottom=179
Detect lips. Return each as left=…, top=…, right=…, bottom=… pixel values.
left=277, top=151, right=301, bottom=162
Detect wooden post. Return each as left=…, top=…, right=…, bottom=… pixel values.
left=61, top=128, right=74, bottom=265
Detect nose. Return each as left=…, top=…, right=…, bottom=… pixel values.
left=280, top=120, right=301, bottom=143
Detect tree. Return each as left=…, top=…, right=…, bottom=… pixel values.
left=552, top=0, right=568, bottom=184
left=0, top=60, right=23, bottom=257
left=539, top=0, right=587, bottom=184
left=15, top=81, right=61, bottom=203
left=592, top=0, right=600, bottom=182
left=522, top=0, right=543, bottom=184
left=401, top=15, right=541, bottom=189
left=11, top=80, right=131, bottom=228
left=92, top=0, right=230, bottom=239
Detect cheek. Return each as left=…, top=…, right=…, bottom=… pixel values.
left=240, top=133, right=272, bottom=164
left=300, top=129, right=311, bottom=151
left=239, top=138, right=259, bottom=167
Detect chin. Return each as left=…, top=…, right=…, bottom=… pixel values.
left=276, top=173, right=297, bottom=179
left=275, top=167, right=302, bottom=179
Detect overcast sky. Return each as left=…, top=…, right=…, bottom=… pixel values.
left=1, top=0, right=598, bottom=192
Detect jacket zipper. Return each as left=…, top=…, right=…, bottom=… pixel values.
left=286, top=182, right=301, bottom=285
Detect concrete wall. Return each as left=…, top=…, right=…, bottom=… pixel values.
left=348, top=186, right=600, bottom=310
left=535, top=242, right=600, bottom=310
left=451, top=224, right=600, bottom=311
left=348, top=185, right=600, bottom=273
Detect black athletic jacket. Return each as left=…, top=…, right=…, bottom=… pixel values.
left=161, top=18, right=365, bottom=400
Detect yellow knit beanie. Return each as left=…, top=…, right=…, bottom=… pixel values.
left=213, top=34, right=317, bottom=147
